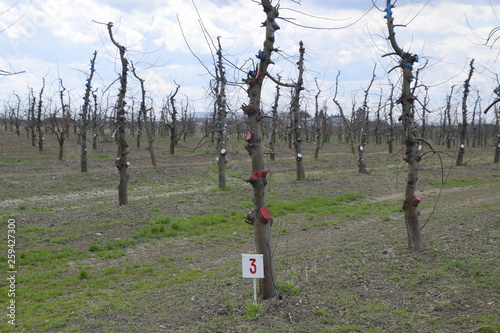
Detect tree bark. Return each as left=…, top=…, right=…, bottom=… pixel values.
left=92, top=90, right=98, bottom=151
left=57, top=79, right=67, bottom=160
left=36, top=78, right=45, bottom=152
left=357, top=65, right=376, bottom=174
left=291, top=41, right=306, bottom=181
left=215, top=37, right=228, bottom=190
left=242, top=0, right=279, bottom=299
left=106, top=23, right=129, bottom=206
left=81, top=51, right=97, bottom=172
left=384, top=1, right=423, bottom=252
left=29, top=89, right=36, bottom=147
left=333, top=72, right=356, bottom=155
left=456, top=59, right=474, bottom=166
left=169, top=84, right=180, bottom=155
left=131, top=63, right=157, bottom=167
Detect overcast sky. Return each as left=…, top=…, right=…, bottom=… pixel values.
left=0, top=0, right=499, bottom=122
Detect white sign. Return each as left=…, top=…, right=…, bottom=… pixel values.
left=242, top=254, right=264, bottom=279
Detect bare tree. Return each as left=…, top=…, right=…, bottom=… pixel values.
left=28, top=88, right=36, bottom=147
left=36, top=78, right=45, bottom=152
left=106, top=22, right=130, bottom=206
left=471, top=90, right=480, bottom=148
left=456, top=59, right=475, bottom=166
left=269, top=79, right=281, bottom=161
left=444, top=86, right=455, bottom=149
left=80, top=51, right=97, bottom=172
left=383, top=0, right=428, bottom=252
left=131, top=63, right=157, bottom=167
left=242, top=0, right=281, bottom=299
left=91, top=89, right=99, bottom=150
left=357, top=65, right=376, bottom=174
left=168, top=84, right=181, bottom=155
left=484, top=85, right=500, bottom=163
left=291, top=41, right=306, bottom=180
left=9, top=93, right=22, bottom=136
left=215, top=37, right=228, bottom=189
left=333, top=72, right=356, bottom=155
left=387, top=82, right=396, bottom=153
left=50, top=79, right=68, bottom=160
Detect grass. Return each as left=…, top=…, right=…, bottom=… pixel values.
left=0, top=133, right=498, bottom=332
left=244, top=302, right=264, bottom=319
left=276, top=280, right=301, bottom=296
left=427, top=177, right=500, bottom=188
left=133, top=213, right=249, bottom=241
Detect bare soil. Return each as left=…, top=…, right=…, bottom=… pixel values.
left=0, top=131, right=499, bottom=333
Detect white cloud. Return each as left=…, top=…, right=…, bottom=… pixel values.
left=0, top=0, right=499, bottom=122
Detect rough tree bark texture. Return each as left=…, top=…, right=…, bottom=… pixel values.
left=215, top=37, right=228, bottom=190
left=92, top=90, right=98, bottom=151
left=357, top=66, right=376, bottom=174
left=107, top=23, right=129, bottom=206
left=81, top=51, right=97, bottom=172
left=496, top=105, right=500, bottom=163
left=132, top=63, right=157, bottom=167
left=11, top=93, right=21, bottom=136
left=169, top=84, right=180, bottom=155
left=384, top=1, right=423, bottom=252
left=29, top=89, right=36, bottom=147
left=291, top=41, right=306, bottom=181
left=387, top=83, right=395, bottom=153
left=36, top=78, right=45, bottom=152
left=242, top=0, right=279, bottom=299
left=484, top=86, right=500, bottom=163
left=57, top=79, right=67, bottom=160
left=456, top=59, right=474, bottom=166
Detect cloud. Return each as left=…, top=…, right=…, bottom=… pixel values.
left=0, top=0, right=499, bottom=123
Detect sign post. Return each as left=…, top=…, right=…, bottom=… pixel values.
left=241, top=254, right=264, bottom=302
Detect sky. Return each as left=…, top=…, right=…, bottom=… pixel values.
left=0, top=0, right=499, bottom=123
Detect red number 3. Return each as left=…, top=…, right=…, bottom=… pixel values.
left=249, top=258, right=257, bottom=274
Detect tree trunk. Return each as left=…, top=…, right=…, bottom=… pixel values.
left=270, top=82, right=280, bottom=161
left=216, top=37, right=228, bottom=190
left=92, top=90, right=98, bottom=151
left=29, top=90, right=36, bottom=147
left=385, top=1, right=423, bottom=252
left=57, top=81, right=66, bottom=160
left=456, top=59, right=474, bottom=166
left=291, top=41, right=306, bottom=181
left=242, top=0, right=279, bottom=299
left=494, top=104, right=500, bottom=163
left=81, top=51, right=97, bottom=173
left=106, top=23, right=129, bottom=206
left=37, top=79, right=45, bottom=152
left=169, top=85, right=180, bottom=155
left=357, top=65, right=376, bottom=174
left=387, top=83, right=395, bottom=154
left=333, top=72, right=356, bottom=155
left=131, top=63, right=157, bottom=167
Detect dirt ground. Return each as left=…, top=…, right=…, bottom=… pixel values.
left=0, top=131, right=499, bottom=332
